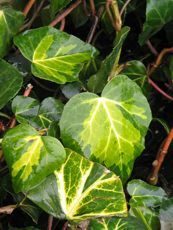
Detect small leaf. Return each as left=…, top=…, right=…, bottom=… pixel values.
left=139, top=0, right=173, bottom=45
left=50, top=0, right=71, bottom=18
left=60, top=75, right=152, bottom=182
left=0, top=7, right=24, bottom=57
left=127, top=179, right=167, bottom=208
left=27, top=149, right=127, bottom=221
left=14, top=26, right=97, bottom=84
left=89, top=216, right=146, bottom=230
left=159, top=198, right=173, bottom=230
left=87, top=27, right=130, bottom=93
left=0, top=59, right=23, bottom=110
left=2, top=124, right=66, bottom=193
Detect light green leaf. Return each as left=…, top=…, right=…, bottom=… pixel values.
left=0, top=59, right=23, bottom=109
left=127, top=179, right=167, bottom=208
left=89, top=216, right=146, bottom=230
left=139, top=0, right=173, bottom=45
left=2, top=124, right=66, bottom=193
left=12, top=96, right=64, bottom=130
left=27, top=149, right=127, bottom=221
left=159, top=198, right=173, bottom=230
left=60, top=75, right=152, bottom=182
left=87, top=27, right=130, bottom=93
left=14, top=26, right=97, bottom=84
left=0, top=7, right=24, bottom=57
left=50, top=0, right=71, bottom=18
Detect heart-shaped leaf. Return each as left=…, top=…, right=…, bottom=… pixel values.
left=14, top=26, right=97, bottom=84
left=60, top=75, right=152, bottom=182
left=0, top=59, right=23, bottom=109
left=27, top=149, right=127, bottom=221
left=0, top=7, right=24, bottom=57
left=2, top=124, right=66, bottom=193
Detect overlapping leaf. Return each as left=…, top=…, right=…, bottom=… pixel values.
left=139, top=0, right=173, bottom=45
left=14, top=26, right=97, bottom=84
left=50, top=0, right=72, bottom=18
left=0, top=7, right=24, bottom=57
left=0, top=59, right=23, bottom=109
left=27, top=149, right=127, bottom=221
left=60, top=75, right=152, bottom=182
left=2, top=124, right=66, bottom=193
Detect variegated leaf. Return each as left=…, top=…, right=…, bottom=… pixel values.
left=2, top=124, right=66, bottom=193
left=27, top=149, right=127, bottom=221
left=14, top=26, right=97, bottom=84
left=60, top=75, right=152, bottom=182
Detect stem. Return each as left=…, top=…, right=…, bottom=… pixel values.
left=62, top=221, right=68, bottom=230
left=47, top=215, right=53, bottom=230
left=23, top=0, right=36, bottom=16
left=49, top=0, right=81, bottom=27
left=0, top=112, right=11, bottom=120
left=60, top=18, right=66, bottom=31
left=148, top=128, right=173, bottom=185
left=89, top=0, right=96, bottom=15
left=120, top=0, right=132, bottom=16
left=87, top=16, right=99, bottom=43
left=146, top=40, right=159, bottom=57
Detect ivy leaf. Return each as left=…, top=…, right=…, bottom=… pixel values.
left=159, top=198, right=173, bottom=229
left=89, top=216, right=146, bottom=230
left=12, top=96, right=64, bottom=129
left=50, top=0, right=71, bottom=18
left=127, top=180, right=167, bottom=208
left=0, top=7, right=24, bottom=57
left=14, top=26, right=97, bottom=84
left=2, top=124, right=66, bottom=193
left=0, top=59, right=23, bottom=110
left=87, top=27, right=130, bottom=93
left=60, top=75, right=152, bottom=182
left=27, top=149, right=127, bottom=221
left=139, top=0, right=173, bottom=45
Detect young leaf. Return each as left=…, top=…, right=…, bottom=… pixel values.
left=159, top=198, right=173, bottom=230
left=12, top=96, right=64, bottom=129
left=139, top=0, right=173, bottom=45
left=127, top=179, right=167, bottom=208
left=0, top=7, right=24, bottom=57
left=27, top=149, right=127, bottom=221
left=2, top=124, right=66, bottom=193
left=50, top=0, right=71, bottom=18
left=89, top=216, right=146, bottom=230
left=60, top=75, right=152, bottom=182
left=0, top=59, right=23, bottom=109
left=14, top=26, right=97, bottom=84
left=87, top=27, right=130, bottom=93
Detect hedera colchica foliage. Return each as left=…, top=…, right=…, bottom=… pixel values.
left=0, top=0, right=173, bottom=229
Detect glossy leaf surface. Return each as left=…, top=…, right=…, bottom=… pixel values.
left=0, top=59, right=23, bottom=109
left=0, top=7, right=24, bottom=57
left=14, top=26, right=97, bottom=84
left=27, top=149, right=127, bottom=221
left=2, top=124, right=66, bottom=193
left=139, top=0, right=173, bottom=45
left=60, top=75, right=152, bottom=182
left=87, top=27, right=130, bottom=93
left=127, top=180, right=167, bottom=208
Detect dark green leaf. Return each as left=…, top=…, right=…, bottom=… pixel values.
left=0, top=59, right=23, bottom=110
left=50, top=0, right=71, bottom=18
left=27, top=149, right=127, bottom=221
left=14, top=26, right=97, bottom=84
left=2, top=124, right=66, bottom=192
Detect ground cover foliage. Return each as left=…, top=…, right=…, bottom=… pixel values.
left=0, top=0, right=173, bottom=229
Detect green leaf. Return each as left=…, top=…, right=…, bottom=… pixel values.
left=60, top=75, right=152, bottom=182
left=12, top=96, right=64, bottom=129
left=87, top=27, right=130, bottom=93
left=139, top=0, right=173, bottom=45
left=89, top=216, right=146, bottom=230
left=27, top=149, right=127, bottom=221
left=14, top=26, right=97, bottom=84
left=130, top=207, right=160, bottom=230
left=127, top=180, right=167, bottom=208
left=159, top=198, right=173, bottom=229
left=0, top=7, right=24, bottom=57
left=2, top=124, right=66, bottom=193
left=50, top=0, right=71, bottom=18
left=0, top=59, right=23, bottom=110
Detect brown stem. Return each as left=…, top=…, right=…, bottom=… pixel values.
left=62, top=221, right=68, bottom=230
left=148, top=128, right=173, bottom=185
left=23, top=0, right=36, bottom=16
left=89, top=0, right=96, bottom=15
left=87, top=16, right=99, bottom=43
left=60, top=18, right=66, bottom=31
left=120, top=0, right=132, bottom=16
left=49, top=0, right=81, bottom=27
left=47, top=215, right=53, bottom=230
left=82, top=0, right=90, bottom=16
left=146, top=40, right=159, bottom=57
